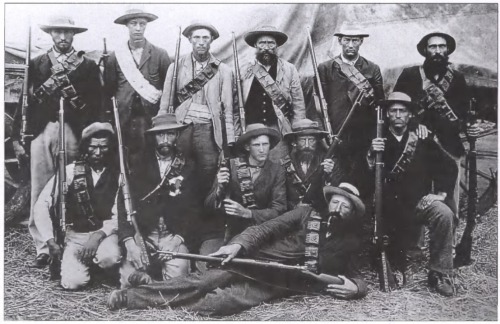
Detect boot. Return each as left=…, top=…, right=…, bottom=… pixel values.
left=108, top=289, right=127, bottom=310
left=428, top=270, right=454, bottom=297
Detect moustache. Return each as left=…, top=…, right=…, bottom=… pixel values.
left=158, top=143, right=174, bottom=149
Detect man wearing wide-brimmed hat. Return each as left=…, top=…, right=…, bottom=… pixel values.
left=282, top=119, right=345, bottom=211
left=239, top=26, right=306, bottom=163
left=105, top=7, right=171, bottom=172
left=108, top=182, right=367, bottom=314
left=394, top=31, right=480, bottom=216
left=367, top=91, right=458, bottom=297
left=157, top=20, right=238, bottom=211
left=33, top=122, right=121, bottom=289
left=205, top=123, right=287, bottom=246
left=317, top=27, right=384, bottom=197
left=11, top=15, right=103, bottom=269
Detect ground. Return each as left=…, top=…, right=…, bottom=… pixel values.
left=4, top=205, right=497, bottom=321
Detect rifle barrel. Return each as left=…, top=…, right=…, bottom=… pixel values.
left=232, top=32, right=246, bottom=132
left=167, top=27, right=181, bottom=114
left=58, top=97, right=67, bottom=230
left=21, top=24, right=32, bottom=145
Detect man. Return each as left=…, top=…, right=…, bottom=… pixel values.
left=206, top=123, right=287, bottom=244
left=105, top=7, right=171, bottom=170
left=393, top=31, right=479, bottom=215
left=11, top=15, right=102, bottom=268
left=282, top=118, right=344, bottom=211
left=240, top=26, right=306, bottom=162
left=317, top=28, right=384, bottom=195
left=367, top=92, right=458, bottom=296
left=157, top=21, right=238, bottom=201
left=107, top=183, right=368, bottom=315
left=115, top=114, right=198, bottom=288
left=33, top=122, right=120, bottom=290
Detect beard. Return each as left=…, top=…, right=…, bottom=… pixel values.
left=423, top=53, right=449, bottom=76
left=157, top=143, right=176, bottom=156
left=291, top=147, right=316, bottom=164
left=256, top=50, right=278, bottom=66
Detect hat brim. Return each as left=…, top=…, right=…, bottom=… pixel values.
left=236, top=128, right=281, bottom=151
left=244, top=31, right=288, bottom=47
left=145, top=123, right=188, bottom=133
left=334, top=32, right=369, bottom=38
left=114, top=13, right=158, bottom=25
left=284, top=129, right=329, bottom=141
left=417, top=32, right=456, bottom=56
left=39, top=25, right=88, bottom=34
left=323, top=186, right=365, bottom=219
left=182, top=24, right=220, bottom=40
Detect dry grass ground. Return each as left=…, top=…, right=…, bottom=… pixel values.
left=4, top=206, right=497, bottom=321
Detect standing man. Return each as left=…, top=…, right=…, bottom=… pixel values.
left=157, top=21, right=238, bottom=201
left=393, top=31, right=479, bottom=215
left=317, top=28, right=384, bottom=195
left=11, top=15, right=102, bottom=268
left=240, top=26, right=306, bottom=162
left=367, top=92, right=458, bottom=296
left=105, top=8, right=171, bottom=170
left=33, top=122, right=121, bottom=290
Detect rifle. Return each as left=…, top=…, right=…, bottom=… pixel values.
left=49, top=97, right=69, bottom=280
left=301, top=91, right=364, bottom=204
left=306, top=26, right=333, bottom=145
left=20, top=24, right=33, bottom=146
left=232, top=32, right=246, bottom=132
left=156, top=251, right=344, bottom=287
left=454, top=98, right=478, bottom=267
left=372, top=105, right=396, bottom=291
left=98, top=38, right=112, bottom=123
left=112, top=97, right=150, bottom=269
left=167, top=27, right=181, bottom=114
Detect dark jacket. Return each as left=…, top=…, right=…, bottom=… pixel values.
left=12, top=50, right=103, bottom=141
left=393, top=64, right=469, bottom=158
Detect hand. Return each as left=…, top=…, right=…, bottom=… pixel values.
left=466, top=122, right=481, bottom=138
left=12, top=140, right=27, bottom=163
left=416, top=193, right=446, bottom=211
left=47, top=238, right=62, bottom=261
left=125, top=237, right=145, bottom=270
left=325, top=275, right=359, bottom=299
left=209, top=244, right=242, bottom=265
left=217, top=167, right=230, bottom=185
left=416, top=124, right=430, bottom=139
left=223, top=199, right=252, bottom=219
left=80, top=231, right=105, bottom=264
left=321, top=159, right=335, bottom=174
left=370, top=137, right=386, bottom=153
left=157, top=234, right=184, bottom=262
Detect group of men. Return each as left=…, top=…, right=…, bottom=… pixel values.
left=11, top=7, right=480, bottom=316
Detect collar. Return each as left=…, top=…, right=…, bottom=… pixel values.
left=340, top=54, right=359, bottom=66
left=53, top=46, right=75, bottom=57
left=156, top=151, right=173, bottom=162
left=191, top=53, right=211, bottom=66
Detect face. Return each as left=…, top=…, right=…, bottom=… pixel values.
left=425, top=36, right=448, bottom=63
left=255, top=35, right=278, bottom=64
left=328, top=194, right=354, bottom=221
left=87, top=137, right=110, bottom=166
left=294, top=135, right=318, bottom=153
left=50, top=29, right=75, bottom=53
left=189, top=28, right=213, bottom=56
left=245, top=135, right=271, bottom=163
left=338, top=36, right=363, bottom=59
left=126, top=18, right=148, bottom=42
left=387, top=103, right=412, bottom=130
left=155, top=130, right=178, bottom=156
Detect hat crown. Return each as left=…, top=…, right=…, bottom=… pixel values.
left=245, top=123, right=267, bottom=133
left=151, top=114, right=178, bottom=129
left=81, top=122, right=115, bottom=142
left=338, top=182, right=360, bottom=197
left=387, top=91, right=412, bottom=103
left=47, top=15, right=76, bottom=26
left=334, top=27, right=369, bottom=37
left=291, top=119, right=320, bottom=132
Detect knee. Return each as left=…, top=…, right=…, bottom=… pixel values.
left=61, top=272, right=89, bottom=290
left=95, top=248, right=122, bottom=270
left=430, top=201, right=455, bottom=225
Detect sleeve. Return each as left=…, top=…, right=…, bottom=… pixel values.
left=290, top=65, right=306, bottom=122
left=115, top=189, right=136, bottom=242
left=372, top=64, right=385, bottom=102
left=85, top=59, right=104, bottom=125
left=232, top=70, right=242, bottom=139
left=159, top=49, right=172, bottom=87
left=33, top=175, right=57, bottom=243
left=393, top=68, right=412, bottom=98
left=204, top=168, right=221, bottom=211
left=428, top=140, right=458, bottom=196
left=157, top=63, right=175, bottom=116
left=452, top=72, right=470, bottom=126
left=222, top=66, right=237, bottom=144
left=99, top=189, right=119, bottom=237
left=317, top=61, right=329, bottom=92
left=11, top=59, right=35, bottom=142
left=251, top=164, right=287, bottom=224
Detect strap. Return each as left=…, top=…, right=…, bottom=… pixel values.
left=177, top=59, right=221, bottom=104
left=281, top=156, right=307, bottom=200
left=333, top=56, right=375, bottom=102
left=388, top=131, right=419, bottom=180
left=141, top=153, right=186, bottom=201
left=72, top=161, right=97, bottom=226
left=304, top=209, right=322, bottom=274
left=419, top=65, right=459, bottom=122
left=115, top=41, right=162, bottom=104
left=234, top=158, right=257, bottom=209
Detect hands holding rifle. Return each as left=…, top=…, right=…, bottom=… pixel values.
left=216, top=167, right=252, bottom=219
left=209, top=243, right=243, bottom=265
left=324, top=275, right=359, bottom=299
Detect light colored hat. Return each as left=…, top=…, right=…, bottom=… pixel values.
left=417, top=31, right=456, bottom=56
left=323, top=183, right=366, bottom=219
left=81, top=122, right=114, bottom=142
left=244, top=26, right=288, bottom=47
left=334, top=27, right=369, bottom=38
left=235, top=123, right=281, bottom=150
left=145, top=114, right=188, bottom=133
left=114, top=8, right=158, bottom=25
left=284, top=119, right=328, bottom=141
left=183, top=21, right=220, bottom=40
left=382, top=91, right=417, bottom=113
left=39, top=15, right=87, bottom=34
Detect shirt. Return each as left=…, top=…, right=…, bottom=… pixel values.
left=156, top=152, right=173, bottom=176
left=53, top=46, right=75, bottom=63
left=130, top=47, right=144, bottom=66
left=340, top=54, right=360, bottom=66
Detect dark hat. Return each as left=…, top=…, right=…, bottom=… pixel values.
left=39, top=15, right=88, bottom=34
left=323, top=183, right=365, bottom=219
left=81, top=122, right=114, bottom=142
left=417, top=32, right=456, bottom=56
left=334, top=27, right=369, bottom=38
left=183, top=21, right=220, bottom=40
left=244, top=26, right=288, bottom=47
left=284, top=119, right=328, bottom=141
left=382, top=92, right=417, bottom=113
left=114, top=8, right=158, bottom=25
left=235, top=123, right=281, bottom=151
left=145, top=114, right=188, bottom=133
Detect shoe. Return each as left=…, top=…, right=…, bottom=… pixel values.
left=30, top=253, right=50, bottom=268
left=428, top=271, right=454, bottom=297
left=128, top=270, right=153, bottom=287
left=108, top=289, right=127, bottom=310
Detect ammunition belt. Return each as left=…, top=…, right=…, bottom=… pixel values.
left=281, top=156, right=307, bottom=200
left=177, top=60, right=221, bottom=104
left=334, top=57, right=375, bottom=104
left=304, top=209, right=322, bottom=274
left=234, top=158, right=257, bottom=209
left=388, top=131, right=419, bottom=181
left=72, top=161, right=97, bottom=227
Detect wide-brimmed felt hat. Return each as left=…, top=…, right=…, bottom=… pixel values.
left=284, top=119, right=328, bottom=141
left=114, top=8, right=158, bottom=25
left=382, top=91, right=418, bottom=113
left=235, top=123, right=281, bottom=150
left=145, top=114, right=188, bottom=133
left=323, top=183, right=365, bottom=219
left=244, top=26, right=288, bottom=47
left=183, top=21, right=220, bottom=40
left=39, top=15, right=88, bottom=34
left=81, top=122, right=115, bottom=142
left=334, top=27, right=369, bottom=38
left=417, top=31, right=456, bottom=56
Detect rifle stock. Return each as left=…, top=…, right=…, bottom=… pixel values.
left=232, top=32, right=246, bottom=133
left=21, top=24, right=33, bottom=146
left=167, top=27, right=181, bottom=114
